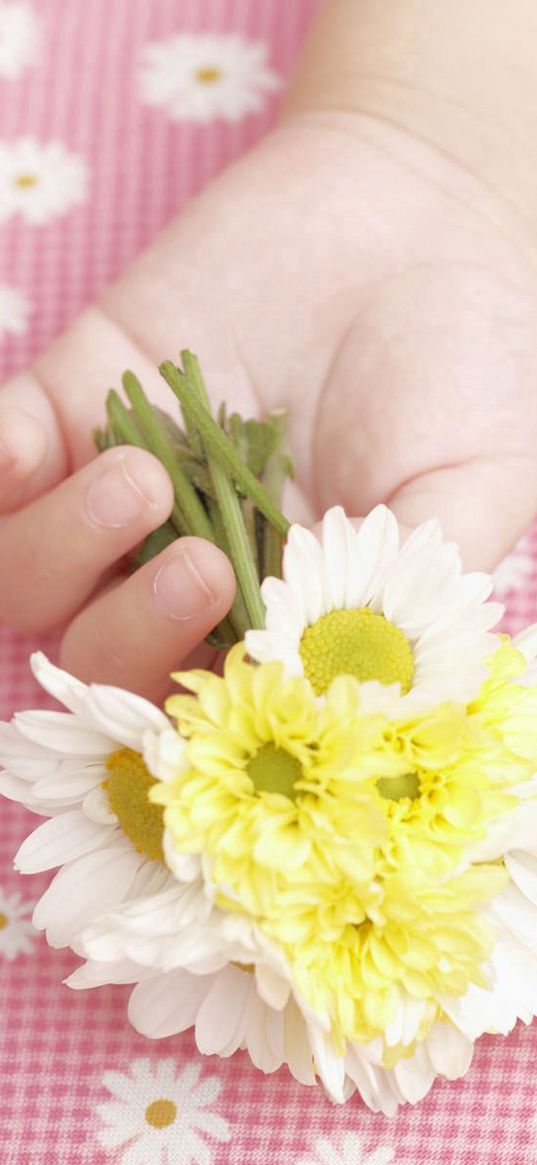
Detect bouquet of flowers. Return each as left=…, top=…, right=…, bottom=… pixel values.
left=2, top=351, right=537, bottom=1116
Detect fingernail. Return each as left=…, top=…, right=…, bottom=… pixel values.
left=153, top=548, right=218, bottom=620
left=86, top=457, right=161, bottom=528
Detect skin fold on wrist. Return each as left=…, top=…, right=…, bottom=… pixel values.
left=280, top=0, right=537, bottom=249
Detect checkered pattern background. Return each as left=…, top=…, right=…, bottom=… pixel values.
left=2, top=2, right=537, bottom=1162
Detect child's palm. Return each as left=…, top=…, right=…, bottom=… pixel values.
left=2, top=114, right=537, bottom=697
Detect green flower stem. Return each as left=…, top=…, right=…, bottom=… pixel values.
left=104, top=389, right=147, bottom=448
left=207, top=446, right=266, bottom=630
left=173, top=354, right=265, bottom=631
left=181, top=352, right=258, bottom=571
left=160, top=359, right=290, bottom=538
left=262, top=410, right=289, bottom=580
left=207, top=498, right=251, bottom=639
left=179, top=351, right=255, bottom=636
left=122, top=371, right=215, bottom=543
left=177, top=350, right=205, bottom=462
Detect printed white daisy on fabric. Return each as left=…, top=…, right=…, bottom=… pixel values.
left=297, top=1132, right=395, bottom=1165
left=246, top=504, right=503, bottom=717
left=0, top=887, right=36, bottom=960
left=0, top=653, right=177, bottom=950
left=0, top=1, right=39, bottom=80
left=139, top=33, right=280, bottom=123
left=493, top=531, right=535, bottom=600
left=0, top=138, right=88, bottom=224
left=95, top=1058, right=231, bottom=1164
left=0, top=283, right=31, bottom=339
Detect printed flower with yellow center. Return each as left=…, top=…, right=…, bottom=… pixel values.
left=245, top=505, right=504, bottom=717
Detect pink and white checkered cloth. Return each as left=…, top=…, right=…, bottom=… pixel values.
left=2, top=2, right=537, bottom=1162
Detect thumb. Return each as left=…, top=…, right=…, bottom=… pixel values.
left=386, top=457, right=534, bottom=572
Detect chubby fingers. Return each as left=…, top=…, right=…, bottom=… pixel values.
left=0, top=374, right=68, bottom=514
left=59, top=537, right=236, bottom=701
left=0, top=446, right=174, bottom=633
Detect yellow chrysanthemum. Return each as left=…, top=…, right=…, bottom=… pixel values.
left=150, top=639, right=537, bottom=1051
left=262, top=864, right=507, bottom=1045
left=470, top=641, right=537, bottom=764
left=153, top=646, right=394, bottom=916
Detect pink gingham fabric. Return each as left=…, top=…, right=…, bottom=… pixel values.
left=2, top=2, right=537, bottom=1162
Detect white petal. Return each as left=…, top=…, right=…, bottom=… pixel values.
left=441, top=933, right=537, bottom=1039
left=469, top=801, right=537, bottom=862
left=281, top=524, right=326, bottom=624
left=391, top=1041, right=436, bottom=1105
left=0, top=721, right=55, bottom=776
left=244, top=630, right=301, bottom=672
left=13, top=710, right=114, bottom=755
left=255, top=963, right=291, bottom=1010
left=345, top=1046, right=399, bottom=1117
left=506, top=851, right=537, bottom=906
left=163, top=830, right=202, bottom=882
left=195, top=965, right=251, bottom=1056
left=15, top=811, right=114, bottom=873
left=425, top=1021, right=474, bottom=1079
left=244, top=990, right=283, bottom=1074
left=84, top=684, right=170, bottom=751
left=282, top=998, right=316, bottom=1086
left=308, top=1025, right=346, bottom=1103
left=143, top=727, right=187, bottom=783
left=0, top=772, right=52, bottom=814
left=82, top=784, right=117, bottom=824
left=513, top=623, right=537, bottom=665
left=34, top=762, right=104, bottom=802
left=355, top=504, right=400, bottom=607
left=66, top=957, right=153, bottom=988
left=129, top=969, right=212, bottom=1038
left=33, top=845, right=141, bottom=946
left=30, top=653, right=89, bottom=715
left=321, top=506, right=355, bottom=610
left=489, top=883, right=537, bottom=955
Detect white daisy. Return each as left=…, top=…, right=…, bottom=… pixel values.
left=139, top=33, right=280, bottom=123
left=0, top=2, right=39, bottom=80
left=0, top=283, right=31, bottom=339
left=95, top=1057, right=231, bottom=1164
left=0, top=886, right=36, bottom=959
left=246, top=505, right=503, bottom=717
left=0, top=653, right=176, bottom=950
left=0, top=138, right=88, bottom=225
left=493, top=532, right=535, bottom=599
left=297, top=1133, right=395, bottom=1165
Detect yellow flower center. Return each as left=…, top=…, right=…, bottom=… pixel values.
left=0, top=912, right=8, bottom=931
left=14, top=173, right=38, bottom=188
left=196, top=66, right=222, bottom=84
left=299, top=608, right=414, bottom=696
left=144, top=1099, right=177, bottom=1129
left=103, top=748, right=165, bottom=863
left=247, top=742, right=302, bottom=800
left=377, top=773, right=421, bottom=802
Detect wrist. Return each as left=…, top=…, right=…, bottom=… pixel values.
left=282, top=0, right=537, bottom=243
